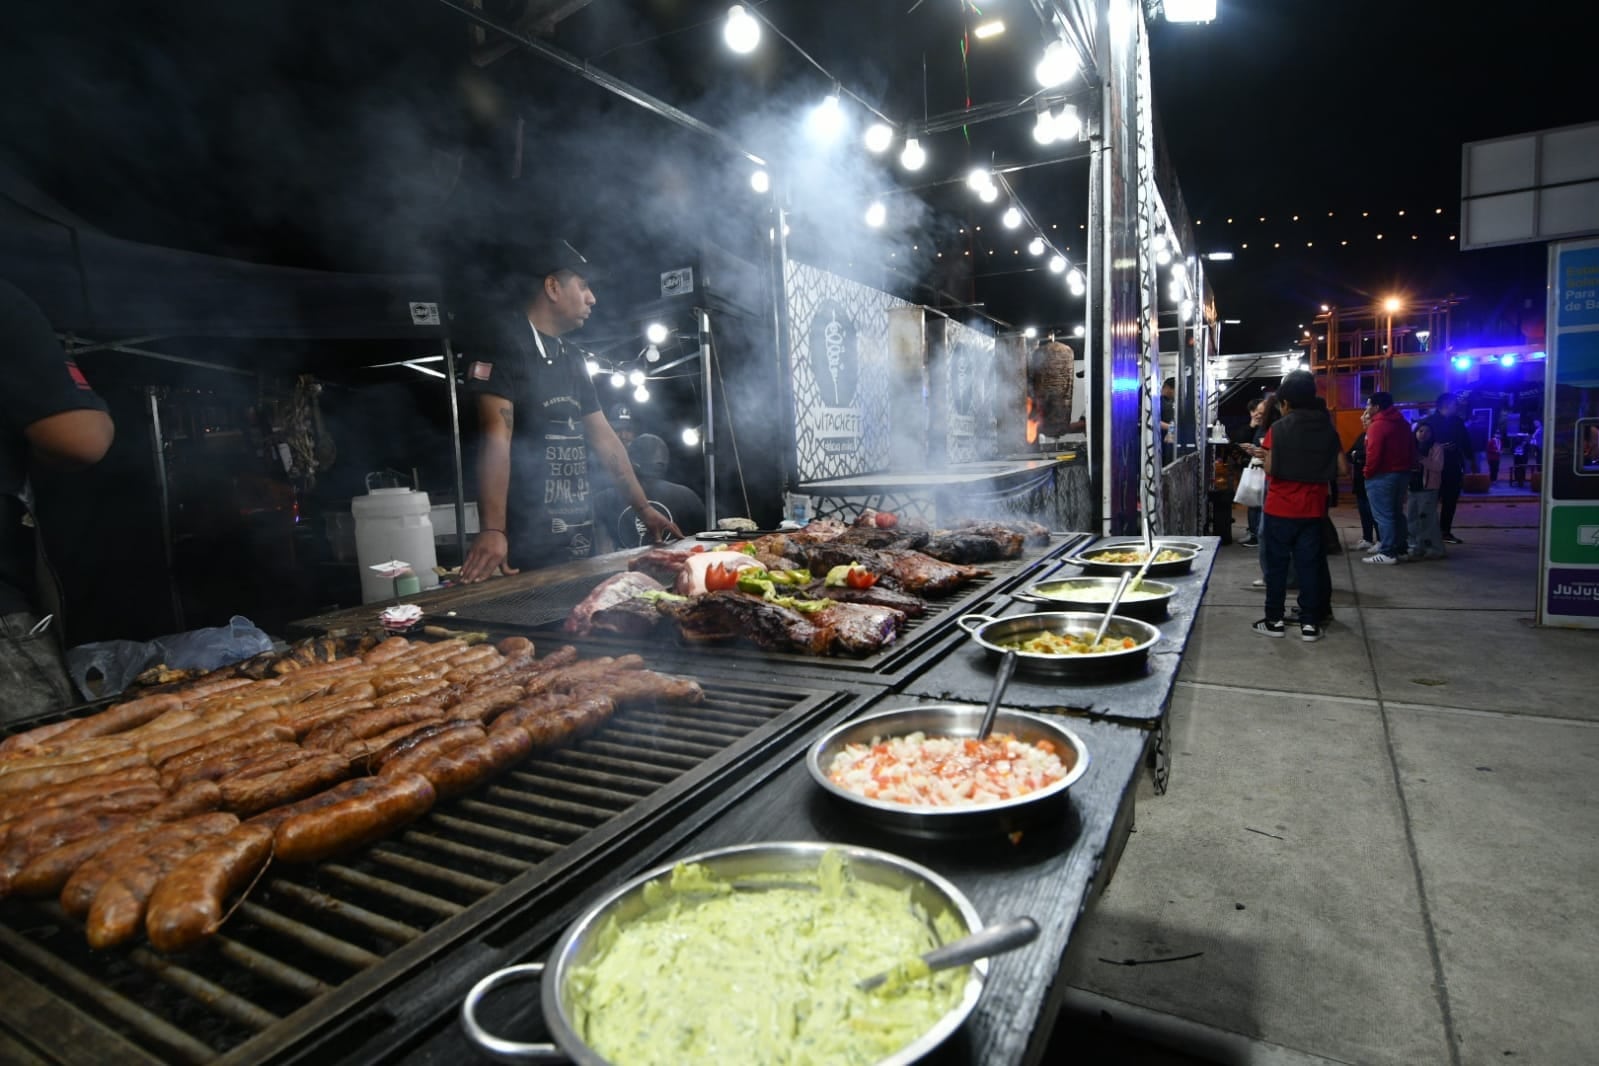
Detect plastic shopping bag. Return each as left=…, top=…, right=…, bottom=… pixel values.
left=1233, top=462, right=1266, bottom=508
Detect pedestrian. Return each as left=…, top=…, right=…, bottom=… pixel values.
left=1361, top=392, right=1413, bottom=566
left=1349, top=406, right=1377, bottom=550
left=1252, top=371, right=1344, bottom=642
left=1240, top=391, right=1279, bottom=588
left=1406, top=422, right=1447, bottom=561
left=1237, top=397, right=1267, bottom=547
left=1419, top=393, right=1475, bottom=545
left=1485, top=432, right=1501, bottom=484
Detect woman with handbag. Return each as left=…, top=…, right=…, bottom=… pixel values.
left=1237, top=398, right=1269, bottom=546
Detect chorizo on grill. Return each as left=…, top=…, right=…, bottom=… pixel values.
left=374, top=722, right=486, bottom=779
left=415, top=728, right=532, bottom=800
left=59, top=811, right=238, bottom=918
left=51, top=693, right=185, bottom=744
left=218, top=752, right=351, bottom=816
left=145, top=824, right=275, bottom=952
left=86, top=821, right=237, bottom=950
left=444, top=684, right=526, bottom=725
left=273, top=773, right=436, bottom=864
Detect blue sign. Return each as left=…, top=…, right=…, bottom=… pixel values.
left=1556, top=245, right=1599, bottom=328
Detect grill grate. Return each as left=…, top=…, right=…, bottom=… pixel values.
left=0, top=678, right=846, bottom=1064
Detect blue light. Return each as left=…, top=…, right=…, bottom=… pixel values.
left=1530, top=351, right=1546, bottom=360
left=1499, top=353, right=1517, bottom=367
left=1451, top=355, right=1472, bottom=371
left=1111, top=376, right=1142, bottom=393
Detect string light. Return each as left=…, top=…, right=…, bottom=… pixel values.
left=864, top=201, right=886, bottom=228
left=1048, top=255, right=1066, bottom=274
left=1028, top=237, right=1045, bottom=256
left=1002, top=206, right=1023, bottom=229
left=899, top=137, right=925, bottom=171
left=645, top=323, right=669, bottom=344
left=723, top=5, right=760, bottom=53
left=1034, top=39, right=1075, bottom=88
left=864, top=123, right=893, bottom=153
left=750, top=169, right=770, bottom=194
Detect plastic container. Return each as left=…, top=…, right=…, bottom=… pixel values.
left=353, top=487, right=440, bottom=603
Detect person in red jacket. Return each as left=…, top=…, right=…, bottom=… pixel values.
left=1361, top=392, right=1415, bottom=564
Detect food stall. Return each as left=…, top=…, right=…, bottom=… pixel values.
left=0, top=515, right=1213, bottom=1064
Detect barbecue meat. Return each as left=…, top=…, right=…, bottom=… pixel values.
left=628, top=546, right=700, bottom=586
left=805, top=581, right=928, bottom=617
left=658, top=592, right=830, bottom=655
left=811, top=601, right=906, bottom=656
left=919, top=527, right=1024, bottom=564
left=793, top=542, right=986, bottom=597
left=954, top=517, right=1051, bottom=546
left=675, top=551, right=765, bottom=596
left=564, top=572, right=666, bottom=637
left=831, top=526, right=931, bottom=552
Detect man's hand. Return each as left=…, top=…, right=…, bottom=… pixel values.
left=640, top=505, right=683, bottom=544
left=461, top=530, right=519, bottom=583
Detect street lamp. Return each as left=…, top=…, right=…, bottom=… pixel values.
left=1381, top=296, right=1403, bottom=386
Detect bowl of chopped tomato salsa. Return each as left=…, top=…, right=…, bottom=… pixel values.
left=807, top=704, right=1090, bottom=838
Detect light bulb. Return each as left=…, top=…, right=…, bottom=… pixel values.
left=584, top=358, right=599, bottom=376
left=1073, top=324, right=1085, bottom=337
left=1180, top=298, right=1194, bottom=320
left=645, top=323, right=669, bottom=345
left=1028, top=237, right=1045, bottom=256
left=682, top=426, right=702, bottom=447
left=724, top=5, right=760, bottom=53
left=807, top=93, right=844, bottom=140
left=609, top=371, right=626, bottom=388
left=750, top=169, right=770, bottom=194
left=1049, top=255, right=1066, bottom=274
left=1067, top=267, right=1085, bottom=288
left=864, top=201, right=886, bottom=228
left=1156, top=247, right=1172, bottom=266
left=1032, top=110, right=1057, bottom=145
left=1034, top=40, right=1075, bottom=88
left=899, top=137, right=925, bottom=171
left=966, top=168, right=991, bottom=192
left=633, top=384, right=650, bottom=403
left=1053, top=105, right=1081, bottom=141
left=1023, top=326, right=1038, bottom=338
left=644, top=344, right=661, bottom=363
left=978, top=184, right=998, bottom=204
left=1002, top=207, right=1023, bottom=229
left=628, top=369, right=646, bottom=387
left=864, top=122, right=893, bottom=153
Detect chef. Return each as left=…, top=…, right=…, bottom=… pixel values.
left=460, top=241, right=681, bottom=582
left=1, top=279, right=115, bottom=720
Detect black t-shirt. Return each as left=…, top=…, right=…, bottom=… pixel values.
left=0, top=281, right=109, bottom=613
left=462, top=315, right=601, bottom=568
left=593, top=477, right=706, bottom=552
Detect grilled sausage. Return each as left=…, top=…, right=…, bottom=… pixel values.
left=162, top=741, right=302, bottom=793
left=51, top=693, right=186, bottom=744
left=374, top=722, right=486, bottom=778
left=145, top=824, right=275, bottom=952
left=0, top=749, right=153, bottom=798
left=144, top=715, right=289, bottom=767
left=61, top=812, right=241, bottom=919
left=442, top=644, right=500, bottom=668
left=0, top=719, right=78, bottom=759
left=407, top=638, right=468, bottom=662
left=302, top=703, right=444, bottom=752
left=273, top=773, right=436, bottom=864
left=156, top=723, right=297, bottom=773
left=243, top=776, right=388, bottom=832
left=444, top=684, right=526, bottom=725
left=361, top=636, right=414, bottom=665
left=0, top=784, right=166, bottom=852
left=174, top=676, right=255, bottom=702
left=496, top=636, right=534, bottom=658
left=373, top=679, right=453, bottom=706
left=86, top=821, right=238, bottom=950
left=415, top=728, right=532, bottom=800
left=0, top=813, right=141, bottom=898
left=0, top=766, right=161, bottom=823
left=521, top=655, right=645, bottom=700
left=218, top=752, right=351, bottom=816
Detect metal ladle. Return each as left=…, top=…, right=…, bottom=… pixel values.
left=857, top=916, right=1041, bottom=992
left=974, top=647, right=1019, bottom=741
left=1088, top=571, right=1135, bottom=648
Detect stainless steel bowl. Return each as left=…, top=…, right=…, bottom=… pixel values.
left=957, top=611, right=1160, bottom=677
left=461, top=842, right=987, bottom=1065
left=1066, top=544, right=1197, bottom=577
left=1014, top=576, right=1177, bottom=622
left=1095, top=537, right=1206, bottom=553
left=808, top=705, right=1091, bottom=838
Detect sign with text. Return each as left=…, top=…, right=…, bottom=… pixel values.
left=1540, top=238, right=1599, bottom=628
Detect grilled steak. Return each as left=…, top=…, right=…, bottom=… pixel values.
left=628, top=546, right=700, bottom=586
left=658, top=591, right=830, bottom=655
left=919, top=527, right=1024, bottom=564
left=831, top=526, right=931, bottom=552
left=811, top=601, right=906, bottom=656
left=565, top=572, right=666, bottom=637
left=806, top=582, right=928, bottom=617
left=954, top=517, right=1051, bottom=546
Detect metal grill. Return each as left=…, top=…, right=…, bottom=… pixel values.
left=436, top=574, right=609, bottom=629
left=0, top=679, right=848, bottom=1065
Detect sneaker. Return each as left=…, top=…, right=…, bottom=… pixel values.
left=1362, top=553, right=1399, bottom=565
left=1238, top=535, right=1259, bottom=547
left=1253, top=618, right=1285, bottom=638
left=1300, top=623, right=1323, bottom=642
left=1251, top=577, right=1266, bottom=587
left=1443, top=534, right=1464, bottom=545
left=1352, top=539, right=1374, bottom=551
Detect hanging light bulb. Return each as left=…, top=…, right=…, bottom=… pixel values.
left=682, top=426, right=702, bottom=447
left=1049, top=255, right=1066, bottom=274
left=1023, top=326, right=1038, bottom=338
left=807, top=93, right=845, bottom=141
left=1168, top=281, right=1184, bottom=302
left=978, top=184, right=998, bottom=204
left=584, top=358, right=599, bottom=376
left=1032, top=109, right=1057, bottom=145
left=864, top=122, right=893, bottom=153
left=1002, top=207, right=1023, bottom=229
left=1073, top=324, right=1085, bottom=337
left=1067, top=267, right=1085, bottom=288
left=750, top=169, right=770, bottom=194
left=1180, top=298, right=1194, bottom=320
left=609, top=370, right=626, bottom=389
left=645, top=323, right=669, bottom=345
left=966, top=168, right=991, bottom=192
left=724, top=5, right=760, bottom=53
left=1053, top=104, right=1081, bottom=141
left=628, top=369, right=646, bottom=387
left=1034, top=39, right=1075, bottom=88
left=1156, top=246, right=1172, bottom=266
left=1028, top=237, right=1046, bottom=256
left=899, top=137, right=926, bottom=171
left=633, top=384, right=650, bottom=403
left=644, top=344, right=661, bottom=363
left=864, top=201, right=886, bottom=228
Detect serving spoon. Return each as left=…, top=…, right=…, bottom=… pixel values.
left=1088, top=571, right=1135, bottom=649
left=858, top=916, right=1040, bottom=991
left=974, top=647, right=1019, bottom=741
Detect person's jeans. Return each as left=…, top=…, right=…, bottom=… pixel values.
left=0, top=612, right=74, bottom=726
left=1438, top=465, right=1464, bottom=535
left=1366, top=471, right=1409, bottom=556
left=1262, top=515, right=1325, bottom=623
left=1353, top=485, right=1376, bottom=542
left=1407, top=488, right=1444, bottom=557
left=1245, top=505, right=1262, bottom=539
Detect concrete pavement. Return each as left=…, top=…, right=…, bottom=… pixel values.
left=1056, top=498, right=1599, bottom=1065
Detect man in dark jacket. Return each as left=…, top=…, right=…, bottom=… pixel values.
left=1419, top=393, right=1475, bottom=544
left=1253, top=371, right=1344, bottom=642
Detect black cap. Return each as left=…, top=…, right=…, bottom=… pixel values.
left=607, top=404, right=633, bottom=424
left=529, top=239, right=606, bottom=283
left=628, top=433, right=669, bottom=478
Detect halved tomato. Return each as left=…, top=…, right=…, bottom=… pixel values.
left=845, top=566, right=878, bottom=589
left=705, top=562, right=741, bottom=591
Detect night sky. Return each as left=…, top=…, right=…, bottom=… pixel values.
left=1, top=0, right=1591, bottom=355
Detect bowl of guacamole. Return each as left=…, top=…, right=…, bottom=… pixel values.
left=461, top=843, right=987, bottom=1065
